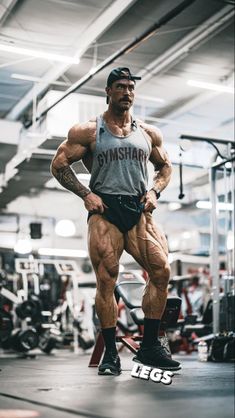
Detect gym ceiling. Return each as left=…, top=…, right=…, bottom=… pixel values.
left=0, top=0, right=234, bottom=259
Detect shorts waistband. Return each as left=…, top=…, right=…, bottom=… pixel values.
left=93, top=191, right=144, bottom=201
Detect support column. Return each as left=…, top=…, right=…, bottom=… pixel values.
left=210, top=166, right=220, bottom=334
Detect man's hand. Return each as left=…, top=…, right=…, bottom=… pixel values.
left=83, top=192, right=108, bottom=213
left=141, top=190, right=158, bottom=212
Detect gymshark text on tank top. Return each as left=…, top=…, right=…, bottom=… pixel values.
left=89, top=115, right=151, bottom=195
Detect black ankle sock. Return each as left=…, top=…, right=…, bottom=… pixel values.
left=102, top=327, right=117, bottom=352
left=142, top=318, right=161, bottom=348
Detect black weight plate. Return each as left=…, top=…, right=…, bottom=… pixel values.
left=16, top=301, right=39, bottom=319
left=12, top=329, right=39, bottom=352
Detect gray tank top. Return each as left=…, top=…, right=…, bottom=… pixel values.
left=89, top=115, right=151, bottom=195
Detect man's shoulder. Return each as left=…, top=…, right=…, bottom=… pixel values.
left=136, top=119, right=163, bottom=146
left=68, top=118, right=97, bottom=145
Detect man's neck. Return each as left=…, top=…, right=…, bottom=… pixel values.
left=104, top=108, right=132, bottom=127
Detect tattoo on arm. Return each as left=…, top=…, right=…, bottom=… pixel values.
left=54, top=165, right=91, bottom=199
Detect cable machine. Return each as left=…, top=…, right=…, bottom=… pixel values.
left=180, top=134, right=235, bottom=334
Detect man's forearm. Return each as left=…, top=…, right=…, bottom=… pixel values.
left=51, top=164, right=91, bottom=199
left=152, top=164, right=172, bottom=192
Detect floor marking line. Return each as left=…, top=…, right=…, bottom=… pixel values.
left=0, top=392, right=111, bottom=418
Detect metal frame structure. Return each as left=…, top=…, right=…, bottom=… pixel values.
left=180, top=133, right=234, bottom=334
left=210, top=156, right=235, bottom=333
left=15, top=257, right=81, bottom=353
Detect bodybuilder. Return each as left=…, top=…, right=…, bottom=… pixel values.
left=51, top=67, right=181, bottom=375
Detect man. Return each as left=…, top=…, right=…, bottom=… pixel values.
left=51, top=67, right=181, bottom=375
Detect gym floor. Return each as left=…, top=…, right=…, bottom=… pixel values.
left=0, top=350, right=234, bottom=418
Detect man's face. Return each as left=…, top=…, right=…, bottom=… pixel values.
left=106, top=79, right=135, bottom=111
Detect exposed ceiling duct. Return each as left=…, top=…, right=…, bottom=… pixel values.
left=6, top=0, right=137, bottom=121
left=25, top=0, right=197, bottom=128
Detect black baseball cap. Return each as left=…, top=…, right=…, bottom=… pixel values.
left=106, top=67, right=141, bottom=87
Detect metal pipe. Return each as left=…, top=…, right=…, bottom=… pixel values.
left=180, top=134, right=234, bottom=145
left=210, top=166, right=220, bottom=334
left=223, top=166, right=230, bottom=276
left=27, top=0, right=196, bottom=128
left=178, top=153, right=185, bottom=199
left=212, top=156, right=235, bottom=170
left=230, top=159, right=235, bottom=276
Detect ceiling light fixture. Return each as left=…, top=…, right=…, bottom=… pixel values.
left=38, top=248, right=87, bottom=258
left=55, top=219, right=76, bottom=237
left=0, top=44, right=79, bottom=64
left=14, top=238, right=32, bottom=254
left=187, top=79, right=234, bottom=94
left=196, top=201, right=233, bottom=211
left=168, top=202, right=182, bottom=211
left=11, top=73, right=70, bottom=86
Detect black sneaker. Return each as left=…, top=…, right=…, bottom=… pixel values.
left=133, top=342, right=181, bottom=371
left=98, top=350, right=122, bottom=376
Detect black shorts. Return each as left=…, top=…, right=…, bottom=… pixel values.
left=87, top=192, right=145, bottom=233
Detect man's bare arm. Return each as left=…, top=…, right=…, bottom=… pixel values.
left=140, top=123, right=172, bottom=211
left=51, top=123, right=106, bottom=213
left=151, top=157, right=172, bottom=194
left=51, top=124, right=91, bottom=199
left=148, top=127, right=172, bottom=193
left=54, top=165, right=91, bottom=198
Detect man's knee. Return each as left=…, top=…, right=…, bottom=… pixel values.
left=96, top=258, right=119, bottom=296
left=162, top=263, right=171, bottom=280
left=149, top=262, right=170, bottom=289
left=98, top=254, right=119, bottom=279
